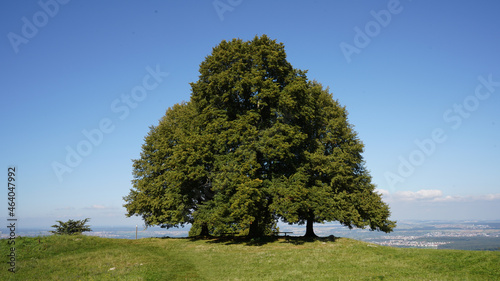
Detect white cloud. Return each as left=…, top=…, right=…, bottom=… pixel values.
left=379, top=189, right=500, bottom=203
left=375, top=188, right=390, bottom=197
left=480, top=194, right=500, bottom=200
left=434, top=193, right=500, bottom=202
left=432, top=195, right=466, bottom=202
left=394, top=189, right=443, bottom=201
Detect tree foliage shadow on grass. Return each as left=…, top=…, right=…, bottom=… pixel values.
left=283, top=235, right=338, bottom=245
left=185, top=235, right=273, bottom=246
left=185, top=235, right=338, bottom=246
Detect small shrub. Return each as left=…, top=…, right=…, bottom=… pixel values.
left=50, top=218, right=92, bottom=235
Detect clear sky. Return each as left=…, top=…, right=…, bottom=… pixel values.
left=1, top=0, right=499, bottom=230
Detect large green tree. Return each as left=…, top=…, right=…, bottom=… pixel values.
left=124, top=35, right=395, bottom=237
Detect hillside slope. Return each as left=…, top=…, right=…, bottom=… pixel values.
left=1, top=235, right=499, bottom=280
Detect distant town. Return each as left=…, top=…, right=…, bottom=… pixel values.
left=2, top=220, right=499, bottom=251
left=320, top=221, right=500, bottom=251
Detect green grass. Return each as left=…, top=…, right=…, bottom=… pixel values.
left=1, top=235, right=499, bottom=280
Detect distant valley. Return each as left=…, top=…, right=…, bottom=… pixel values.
left=3, top=220, right=499, bottom=251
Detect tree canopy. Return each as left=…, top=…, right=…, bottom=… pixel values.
left=123, top=35, right=396, bottom=237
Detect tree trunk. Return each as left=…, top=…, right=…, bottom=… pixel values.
left=304, top=215, right=317, bottom=238
left=199, top=222, right=210, bottom=237
left=248, top=220, right=262, bottom=238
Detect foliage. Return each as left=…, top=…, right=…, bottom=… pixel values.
left=50, top=218, right=92, bottom=235
left=1, top=235, right=499, bottom=280
left=124, top=35, right=395, bottom=237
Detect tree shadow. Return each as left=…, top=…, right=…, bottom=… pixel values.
left=280, top=235, right=337, bottom=245
left=188, top=235, right=278, bottom=246
left=185, top=234, right=338, bottom=246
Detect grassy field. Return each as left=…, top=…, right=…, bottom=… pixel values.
left=1, top=235, right=499, bottom=280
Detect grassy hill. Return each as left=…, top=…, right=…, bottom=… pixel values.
left=1, top=235, right=499, bottom=280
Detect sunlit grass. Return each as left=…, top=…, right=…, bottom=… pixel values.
left=1, top=235, right=499, bottom=280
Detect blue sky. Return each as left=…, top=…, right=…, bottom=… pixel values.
left=1, top=0, right=499, bottom=230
